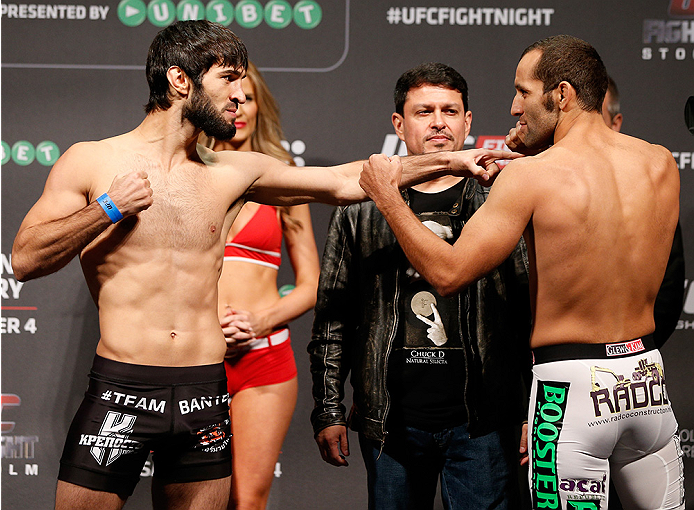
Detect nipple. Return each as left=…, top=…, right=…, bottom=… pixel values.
left=210, top=225, right=217, bottom=233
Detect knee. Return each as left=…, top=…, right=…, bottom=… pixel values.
left=231, top=489, right=270, bottom=510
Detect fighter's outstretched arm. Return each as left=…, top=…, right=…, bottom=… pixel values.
left=12, top=143, right=153, bottom=281
left=400, top=147, right=521, bottom=187
left=359, top=154, right=534, bottom=296
left=241, top=147, right=521, bottom=206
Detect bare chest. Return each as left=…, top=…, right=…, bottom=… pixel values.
left=99, top=156, right=230, bottom=252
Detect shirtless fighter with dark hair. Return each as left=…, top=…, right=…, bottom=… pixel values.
left=12, top=20, right=515, bottom=510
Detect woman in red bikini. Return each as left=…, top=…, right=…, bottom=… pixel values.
left=206, top=61, right=320, bottom=510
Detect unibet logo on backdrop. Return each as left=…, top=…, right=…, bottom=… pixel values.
left=280, top=139, right=307, bottom=166
left=118, top=0, right=321, bottom=28
left=1, top=141, right=60, bottom=167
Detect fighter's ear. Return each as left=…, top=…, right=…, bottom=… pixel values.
left=166, top=66, right=192, bottom=98
left=556, top=81, right=575, bottom=110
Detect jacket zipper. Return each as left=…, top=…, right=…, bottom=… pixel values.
left=378, top=263, right=400, bottom=458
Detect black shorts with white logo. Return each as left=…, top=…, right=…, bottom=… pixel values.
left=59, top=355, right=231, bottom=497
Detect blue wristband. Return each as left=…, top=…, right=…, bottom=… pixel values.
left=96, top=193, right=124, bottom=223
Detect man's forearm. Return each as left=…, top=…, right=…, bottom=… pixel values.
left=335, top=154, right=452, bottom=204
left=398, top=148, right=520, bottom=188
left=312, top=147, right=517, bottom=206
left=12, top=202, right=114, bottom=281
left=399, top=152, right=455, bottom=187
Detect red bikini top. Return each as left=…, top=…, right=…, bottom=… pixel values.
left=224, top=205, right=282, bottom=269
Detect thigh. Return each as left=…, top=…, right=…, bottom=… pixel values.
left=529, top=343, right=680, bottom=510
left=58, top=383, right=155, bottom=498
left=359, top=429, right=439, bottom=510
left=229, top=377, right=298, bottom=503
left=611, top=434, right=684, bottom=510
left=152, top=476, right=231, bottom=510
left=55, top=480, right=126, bottom=510
left=440, top=426, right=511, bottom=510
left=528, top=374, right=612, bottom=510
left=154, top=377, right=231, bottom=484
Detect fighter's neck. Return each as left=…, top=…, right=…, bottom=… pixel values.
left=553, top=109, right=607, bottom=145
left=134, top=110, right=202, bottom=162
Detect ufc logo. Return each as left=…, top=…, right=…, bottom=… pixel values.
left=1, top=394, right=21, bottom=433
left=670, top=0, right=694, bottom=16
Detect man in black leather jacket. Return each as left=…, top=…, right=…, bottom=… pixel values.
left=308, top=63, right=533, bottom=510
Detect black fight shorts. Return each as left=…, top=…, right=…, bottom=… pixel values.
left=58, top=355, right=231, bottom=497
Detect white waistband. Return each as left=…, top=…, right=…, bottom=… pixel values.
left=223, top=256, right=280, bottom=270
left=225, top=243, right=281, bottom=258
left=249, top=328, right=289, bottom=351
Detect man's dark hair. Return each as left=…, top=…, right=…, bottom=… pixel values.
left=521, top=35, right=607, bottom=112
left=394, top=62, right=469, bottom=115
left=604, top=75, right=620, bottom=120
left=145, top=20, right=248, bottom=114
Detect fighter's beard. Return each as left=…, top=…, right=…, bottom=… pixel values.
left=183, top=87, right=237, bottom=141
left=523, top=93, right=557, bottom=150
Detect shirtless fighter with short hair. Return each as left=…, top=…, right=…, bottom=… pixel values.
left=360, top=35, right=684, bottom=510
left=11, top=20, right=514, bottom=510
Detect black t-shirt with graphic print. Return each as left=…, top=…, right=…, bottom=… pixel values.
left=386, top=180, right=468, bottom=431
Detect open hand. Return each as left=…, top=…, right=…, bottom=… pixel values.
left=452, top=148, right=524, bottom=186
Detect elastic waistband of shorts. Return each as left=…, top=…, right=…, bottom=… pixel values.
left=91, top=355, right=226, bottom=385
left=532, top=334, right=656, bottom=365
left=248, top=328, right=289, bottom=351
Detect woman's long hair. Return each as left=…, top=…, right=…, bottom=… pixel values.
left=246, top=61, right=295, bottom=166
left=244, top=62, right=300, bottom=229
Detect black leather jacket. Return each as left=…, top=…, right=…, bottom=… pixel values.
left=654, top=221, right=685, bottom=347
left=309, top=179, right=532, bottom=443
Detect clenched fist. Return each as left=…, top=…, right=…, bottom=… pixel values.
left=106, top=170, right=154, bottom=217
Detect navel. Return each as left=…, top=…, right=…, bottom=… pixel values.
left=170, top=331, right=177, bottom=339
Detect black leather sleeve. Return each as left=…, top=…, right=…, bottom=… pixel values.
left=653, top=221, right=685, bottom=348
left=308, top=206, right=355, bottom=435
